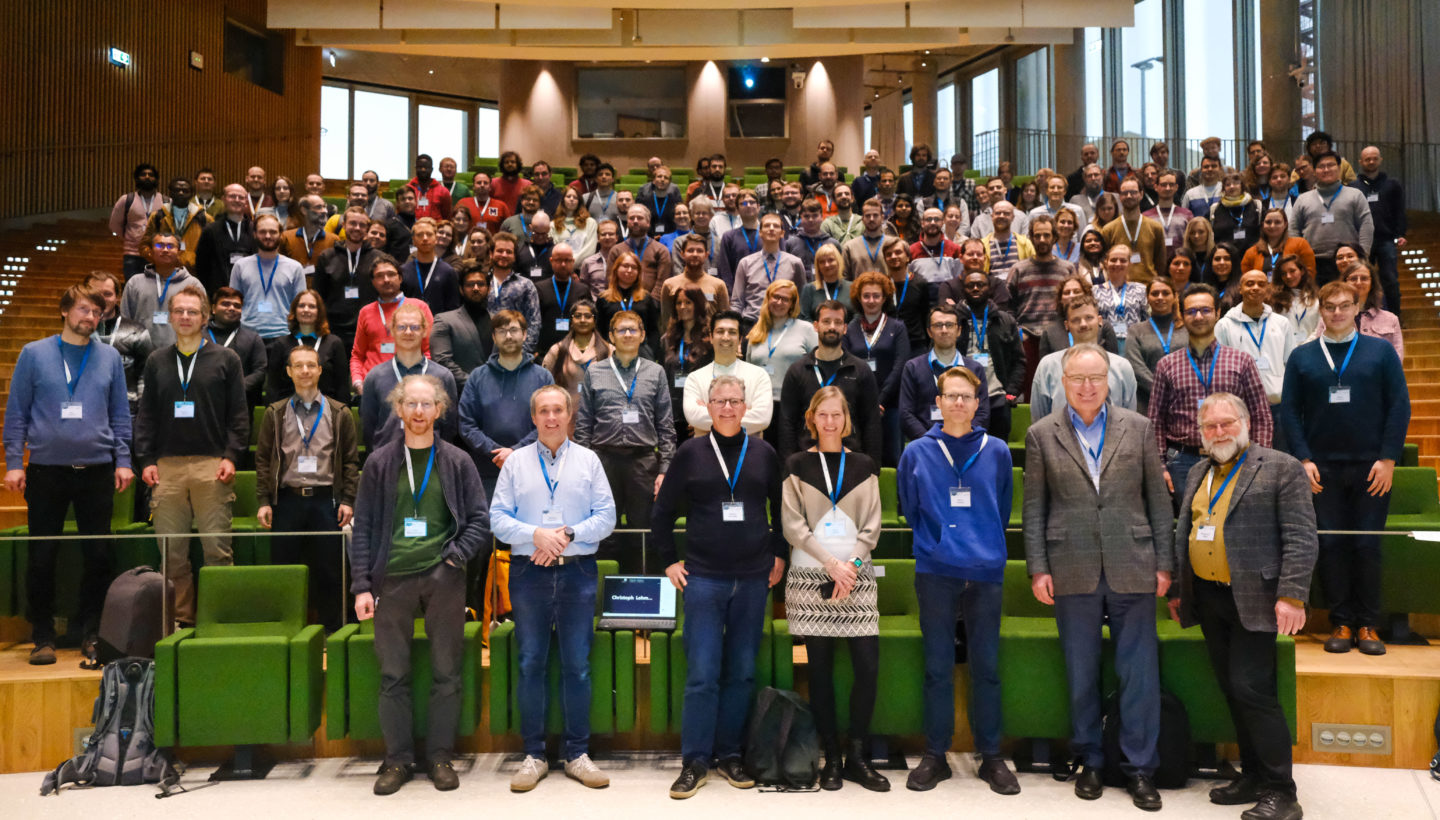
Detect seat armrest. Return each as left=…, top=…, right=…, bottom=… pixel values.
left=289, top=624, right=325, bottom=743
left=325, top=624, right=359, bottom=739
left=153, top=627, right=195, bottom=747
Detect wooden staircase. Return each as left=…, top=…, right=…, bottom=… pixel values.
left=1397, top=214, right=1440, bottom=471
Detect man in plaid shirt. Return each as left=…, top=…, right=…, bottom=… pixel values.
left=1147, top=284, right=1272, bottom=502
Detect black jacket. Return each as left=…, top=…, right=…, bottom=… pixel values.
left=193, top=217, right=256, bottom=297
left=956, top=300, right=1027, bottom=400
left=777, top=350, right=884, bottom=463
left=1351, top=172, right=1407, bottom=242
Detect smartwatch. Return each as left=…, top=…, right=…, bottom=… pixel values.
left=850, top=557, right=864, bottom=569
left=564, top=526, right=576, bottom=543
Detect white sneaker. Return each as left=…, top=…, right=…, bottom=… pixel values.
left=510, top=755, right=549, bottom=792
left=564, top=754, right=610, bottom=788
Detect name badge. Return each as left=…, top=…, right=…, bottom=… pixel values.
left=180, top=241, right=187, bottom=252
left=950, top=487, right=972, bottom=508
left=530, top=267, right=543, bottom=278
left=403, top=517, right=427, bottom=537
left=344, top=286, right=360, bottom=299
left=1164, top=235, right=1174, bottom=246
left=1233, top=229, right=1246, bottom=241
left=60, top=402, right=83, bottom=420
left=380, top=342, right=395, bottom=354
left=1113, top=321, right=1128, bottom=338
left=229, top=253, right=244, bottom=265
left=1366, top=193, right=1379, bottom=203
left=674, top=374, right=687, bottom=388
left=297, top=455, right=319, bottom=473
left=866, top=359, right=876, bottom=371
left=1255, top=355, right=1271, bottom=371
left=302, top=265, right=316, bottom=276
left=704, top=291, right=716, bottom=301
left=1321, top=213, right=1336, bottom=224
left=974, top=353, right=991, bottom=368
left=174, top=401, right=196, bottom=418
left=418, top=197, right=429, bottom=207
left=542, top=509, right=564, bottom=527
left=722, top=501, right=745, bottom=521
left=622, top=409, right=641, bottom=424
left=152, top=311, right=169, bottom=325
left=651, top=225, right=665, bottom=236
left=1197, top=524, right=1217, bottom=542
left=1329, top=385, right=1351, bottom=404
left=764, top=363, right=775, bottom=374
left=1129, top=252, right=1142, bottom=264
left=555, top=318, right=570, bottom=332
left=820, top=518, right=849, bottom=538
left=258, top=302, right=274, bottom=313
left=931, top=407, right=943, bottom=421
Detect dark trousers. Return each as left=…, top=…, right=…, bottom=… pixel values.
left=1313, top=459, right=1390, bottom=628
left=270, top=487, right=344, bottom=631
left=1314, top=255, right=1340, bottom=287
left=805, top=635, right=879, bottom=746
left=1021, top=334, right=1041, bottom=401
left=1192, top=579, right=1295, bottom=796
left=1054, top=573, right=1160, bottom=776
left=881, top=405, right=902, bottom=468
left=986, top=396, right=1012, bottom=442
left=596, top=447, right=657, bottom=529
left=25, top=463, right=115, bottom=642
left=1371, top=239, right=1401, bottom=315
left=374, top=561, right=466, bottom=767
left=1269, top=404, right=1288, bottom=454
left=916, top=573, right=1003, bottom=757
left=508, top=556, right=599, bottom=760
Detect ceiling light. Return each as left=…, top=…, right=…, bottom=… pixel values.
left=760, top=56, right=770, bottom=63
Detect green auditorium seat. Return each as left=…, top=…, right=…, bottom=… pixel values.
left=616, top=183, right=643, bottom=195
left=619, top=175, right=649, bottom=186
left=998, top=560, right=1072, bottom=740
left=1383, top=467, right=1440, bottom=531
left=552, top=166, right=578, bottom=178
left=649, top=590, right=775, bottom=733
left=1008, top=403, right=1031, bottom=466
left=454, top=171, right=474, bottom=185
left=487, top=560, right=637, bottom=735
left=1402, top=442, right=1419, bottom=467
left=155, top=565, right=324, bottom=764
left=322, top=196, right=347, bottom=212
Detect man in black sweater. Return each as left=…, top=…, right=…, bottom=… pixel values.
left=653, top=374, right=785, bottom=800
left=777, top=301, right=883, bottom=462
left=313, top=206, right=380, bottom=352
left=135, top=283, right=249, bottom=626
left=193, top=184, right=256, bottom=298
left=207, top=287, right=268, bottom=407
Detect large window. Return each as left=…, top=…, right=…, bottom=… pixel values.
left=319, top=85, right=350, bottom=181
left=352, top=89, right=410, bottom=181
left=321, top=82, right=490, bottom=181
left=970, top=68, right=1000, bottom=173
left=863, top=112, right=872, bottom=154
left=1084, top=28, right=1105, bottom=137
left=418, top=104, right=467, bottom=170
left=478, top=104, right=500, bottom=159
left=902, top=95, right=914, bottom=160
left=1184, top=0, right=1235, bottom=163
left=1120, top=0, right=1165, bottom=139
left=936, top=82, right=956, bottom=163
left=576, top=67, right=686, bottom=138
left=1015, top=49, right=1052, bottom=170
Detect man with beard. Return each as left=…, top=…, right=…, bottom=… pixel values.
left=110, top=162, right=165, bottom=278
left=304, top=174, right=336, bottom=218
left=808, top=163, right=843, bottom=218
left=279, top=194, right=337, bottom=275
left=121, top=230, right=200, bottom=351
left=580, top=220, right=621, bottom=299
left=897, top=144, right=936, bottom=199
left=908, top=207, right=963, bottom=298
left=850, top=150, right=883, bottom=206
left=407, top=154, right=452, bottom=221
left=583, top=163, right=621, bottom=223
left=528, top=160, right=563, bottom=217
left=1066, top=143, right=1101, bottom=199
left=952, top=271, right=1025, bottom=441
left=842, top=199, right=889, bottom=278
left=691, top=153, right=729, bottom=203
left=776, top=301, right=882, bottom=462
left=143, top=177, right=208, bottom=271
left=607, top=205, right=673, bottom=291
left=1069, top=163, right=1105, bottom=224
left=386, top=188, right=417, bottom=262
left=487, top=233, right=542, bottom=356
left=455, top=172, right=511, bottom=234
left=492, top=150, right=533, bottom=213
left=84, top=271, right=151, bottom=411
left=457, top=310, right=554, bottom=497
left=515, top=211, right=557, bottom=284
left=360, top=169, right=399, bottom=223
left=206, top=287, right=269, bottom=407
left=401, top=217, right=459, bottom=314
left=314, top=206, right=380, bottom=351
left=821, top=184, right=863, bottom=245
left=350, top=255, right=435, bottom=393
left=430, top=261, right=494, bottom=390
left=567, top=153, right=602, bottom=197
left=1100, top=177, right=1167, bottom=285
left=230, top=213, right=307, bottom=340
left=980, top=201, right=1035, bottom=283
left=718, top=191, right=764, bottom=291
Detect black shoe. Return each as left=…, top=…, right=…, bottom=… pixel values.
left=1127, top=774, right=1162, bottom=811
left=1074, top=765, right=1103, bottom=800
left=1241, top=791, right=1304, bottom=820
left=819, top=753, right=843, bottom=790
left=905, top=752, right=953, bottom=791
left=29, top=643, right=56, bottom=666
left=669, top=760, right=708, bottom=799
left=1430, top=750, right=1439, bottom=782
left=1211, top=775, right=1262, bottom=805
left=716, top=757, right=755, bottom=789
left=842, top=739, right=890, bottom=791
left=373, top=763, right=411, bottom=795
left=429, top=759, right=459, bottom=791
left=978, top=756, right=1020, bottom=795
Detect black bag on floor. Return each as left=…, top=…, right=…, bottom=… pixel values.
left=1100, top=689, right=1191, bottom=789
left=96, top=567, right=171, bottom=663
left=743, top=687, right=820, bottom=790
left=40, top=657, right=176, bottom=794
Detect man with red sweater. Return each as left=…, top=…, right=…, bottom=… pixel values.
left=350, top=254, right=433, bottom=394
left=407, top=154, right=452, bottom=221
left=491, top=151, right=533, bottom=214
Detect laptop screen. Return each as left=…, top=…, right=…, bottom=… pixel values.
left=601, top=575, right=677, bottom=619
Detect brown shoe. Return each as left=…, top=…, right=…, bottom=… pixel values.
left=1356, top=627, right=1387, bottom=655
left=1323, top=626, right=1353, bottom=653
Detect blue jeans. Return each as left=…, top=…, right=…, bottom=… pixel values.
left=916, top=572, right=1003, bottom=757
left=1165, top=449, right=1203, bottom=516
left=508, top=556, right=599, bottom=760
left=1054, top=573, right=1160, bottom=776
left=680, top=573, right=769, bottom=765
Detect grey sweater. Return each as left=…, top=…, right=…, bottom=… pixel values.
left=1288, top=181, right=1374, bottom=257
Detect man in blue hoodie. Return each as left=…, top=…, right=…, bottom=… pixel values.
left=456, top=310, right=554, bottom=499
left=897, top=366, right=1019, bottom=796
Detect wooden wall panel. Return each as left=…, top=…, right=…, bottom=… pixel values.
left=0, top=0, right=321, bottom=221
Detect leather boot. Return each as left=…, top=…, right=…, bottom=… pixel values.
left=842, top=739, right=890, bottom=792
left=819, top=739, right=843, bottom=790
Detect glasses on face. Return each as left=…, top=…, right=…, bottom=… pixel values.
left=571, top=312, right=595, bottom=321
left=613, top=327, right=642, bottom=337
left=153, top=242, right=178, bottom=251
left=708, top=397, right=744, bottom=408
left=1183, top=307, right=1215, bottom=317
left=929, top=321, right=958, bottom=330
left=171, top=308, right=203, bottom=317
left=393, top=324, right=423, bottom=333
left=1063, top=374, right=1108, bottom=386
left=497, top=327, right=525, bottom=337
left=403, top=401, right=436, bottom=411
left=1321, top=301, right=1355, bottom=313
left=939, top=393, right=977, bottom=403
left=1199, top=418, right=1243, bottom=434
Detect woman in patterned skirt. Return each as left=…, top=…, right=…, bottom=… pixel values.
left=780, top=386, right=887, bottom=792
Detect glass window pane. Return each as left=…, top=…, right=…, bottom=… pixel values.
left=478, top=104, right=500, bottom=160
left=1120, top=0, right=1165, bottom=139
left=1084, top=28, right=1104, bottom=137
left=1016, top=49, right=1051, bottom=171
left=1252, top=0, right=1263, bottom=139
left=1184, top=0, right=1234, bottom=158
left=971, top=68, right=1000, bottom=174
left=937, top=83, right=956, bottom=164
left=864, top=113, right=872, bottom=154
left=352, top=89, right=411, bottom=181
left=418, top=105, right=466, bottom=172
left=903, top=98, right=914, bottom=161
left=320, top=85, right=350, bottom=181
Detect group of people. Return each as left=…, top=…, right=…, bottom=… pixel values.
left=2, top=135, right=1415, bottom=816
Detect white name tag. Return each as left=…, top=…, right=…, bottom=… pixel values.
left=555, top=318, right=570, bottom=332
left=380, top=342, right=395, bottom=354
left=542, top=509, right=565, bottom=527
left=621, top=409, right=641, bottom=424
left=530, top=267, right=543, bottom=278
left=1164, top=235, right=1174, bottom=246
left=931, top=407, right=943, bottom=421
left=180, top=241, right=187, bottom=252
left=297, top=455, right=319, bottom=473
left=950, top=487, right=972, bottom=508
left=1255, top=355, right=1271, bottom=371
left=764, top=363, right=775, bottom=374
left=722, top=501, right=745, bottom=521
left=705, top=291, right=716, bottom=301
left=974, top=353, right=991, bottom=368
left=174, top=401, right=195, bottom=418
left=417, top=197, right=429, bottom=207
left=1321, top=213, right=1336, bottom=224
left=674, top=375, right=687, bottom=388
left=152, top=311, right=169, bottom=325
left=403, top=517, right=427, bottom=537
left=1366, top=193, right=1379, bottom=203
left=257, top=302, right=274, bottom=314
left=1235, top=230, right=1248, bottom=241
left=60, top=402, right=83, bottom=420
left=866, top=359, right=876, bottom=371
left=1197, top=524, right=1217, bottom=542
left=344, top=286, right=360, bottom=299
left=229, top=253, right=244, bottom=265
left=302, top=265, right=315, bottom=275
left=820, top=518, right=849, bottom=538
left=1129, top=252, right=1142, bottom=264
left=1329, top=385, right=1351, bottom=404
left=1113, top=321, right=1128, bottom=338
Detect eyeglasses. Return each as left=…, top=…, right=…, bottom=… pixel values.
left=393, top=324, right=423, bottom=333
left=1321, top=301, right=1355, bottom=312
left=153, top=242, right=178, bottom=251
left=929, top=321, right=958, bottom=330
left=1199, top=418, right=1243, bottom=434
left=1183, top=307, right=1215, bottom=317
left=1063, top=374, right=1108, bottom=386
left=496, top=327, right=525, bottom=336
left=708, top=398, right=745, bottom=408
left=171, top=308, right=203, bottom=317
left=402, top=401, right=436, bottom=411
left=939, top=393, right=977, bottom=403
left=613, top=327, right=642, bottom=337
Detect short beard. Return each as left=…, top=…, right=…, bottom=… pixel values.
left=1207, top=428, right=1250, bottom=463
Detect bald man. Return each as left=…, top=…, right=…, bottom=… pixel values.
left=517, top=211, right=557, bottom=283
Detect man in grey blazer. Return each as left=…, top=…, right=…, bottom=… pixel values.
left=1024, top=342, right=1174, bottom=811
left=1169, top=393, right=1314, bottom=820
left=430, top=260, right=493, bottom=390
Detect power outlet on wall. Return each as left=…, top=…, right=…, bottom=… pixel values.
left=1311, top=723, right=1391, bottom=755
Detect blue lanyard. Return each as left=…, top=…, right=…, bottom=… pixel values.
left=1242, top=317, right=1267, bottom=353
left=1207, top=449, right=1249, bottom=516
left=825, top=450, right=847, bottom=508
left=290, top=396, right=324, bottom=450
left=176, top=340, right=206, bottom=395
left=929, top=349, right=961, bottom=379
left=521, top=218, right=531, bottom=241
left=1149, top=317, right=1174, bottom=354
left=59, top=338, right=92, bottom=397
left=992, top=235, right=1014, bottom=260
left=717, top=433, right=749, bottom=497
left=802, top=235, right=824, bottom=259
left=257, top=255, right=279, bottom=298
left=971, top=305, right=989, bottom=352
left=652, top=193, right=670, bottom=218
left=157, top=271, right=178, bottom=305
left=1187, top=345, right=1217, bottom=391
left=1268, top=250, right=1280, bottom=270
left=896, top=276, right=910, bottom=306
left=678, top=339, right=687, bottom=364
left=925, top=242, right=946, bottom=270
left=762, top=255, right=777, bottom=282
left=620, top=293, right=635, bottom=311
left=294, top=332, right=317, bottom=347
left=1328, top=334, right=1359, bottom=383
left=862, top=235, right=882, bottom=262
left=1322, top=187, right=1343, bottom=212
left=600, top=191, right=614, bottom=211
left=821, top=279, right=839, bottom=301
left=1078, top=414, right=1107, bottom=463
left=407, top=443, right=436, bottom=514
left=813, top=364, right=838, bottom=387
left=552, top=277, right=572, bottom=312
left=767, top=320, right=791, bottom=358
left=628, top=237, right=646, bottom=257
left=742, top=228, right=759, bottom=254
left=937, top=435, right=987, bottom=486
left=538, top=445, right=562, bottom=497
left=610, top=357, right=638, bottom=402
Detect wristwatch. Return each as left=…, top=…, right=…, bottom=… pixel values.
left=564, top=526, right=576, bottom=543
left=850, top=557, right=864, bottom=569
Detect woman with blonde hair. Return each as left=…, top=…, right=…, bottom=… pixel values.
left=800, top=244, right=852, bottom=321
left=746, top=278, right=817, bottom=447
left=780, top=386, right=886, bottom=791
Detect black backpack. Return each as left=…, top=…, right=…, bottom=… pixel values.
left=1100, top=689, right=1192, bottom=789
left=742, top=687, right=820, bottom=790
left=40, top=658, right=176, bottom=795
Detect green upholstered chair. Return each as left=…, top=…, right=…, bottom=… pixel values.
left=1401, top=442, right=1419, bottom=467
left=454, top=171, right=474, bottom=185
left=998, top=561, right=1071, bottom=739
left=878, top=467, right=902, bottom=526
left=325, top=618, right=485, bottom=742
left=1155, top=615, right=1297, bottom=744
left=1008, top=403, right=1031, bottom=467
left=552, top=166, right=579, bottom=178
left=154, top=565, right=323, bottom=771
left=322, top=196, right=347, bottom=212
left=487, top=560, right=637, bottom=736
left=1383, top=467, right=1440, bottom=531
left=649, top=590, right=776, bottom=733
left=616, top=183, right=643, bottom=195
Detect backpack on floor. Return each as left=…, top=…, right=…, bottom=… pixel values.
left=40, top=657, right=176, bottom=795
left=96, top=566, right=172, bottom=663
left=1100, top=689, right=1192, bottom=789
left=743, top=687, right=820, bottom=790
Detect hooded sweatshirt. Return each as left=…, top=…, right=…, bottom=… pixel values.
left=1214, top=303, right=1295, bottom=403
left=896, top=424, right=1012, bottom=582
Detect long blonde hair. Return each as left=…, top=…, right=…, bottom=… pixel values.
left=811, top=244, right=847, bottom=288
left=747, top=279, right=801, bottom=345
left=601, top=249, right=647, bottom=302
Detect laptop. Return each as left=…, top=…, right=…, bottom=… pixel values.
left=597, top=575, right=678, bottom=631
